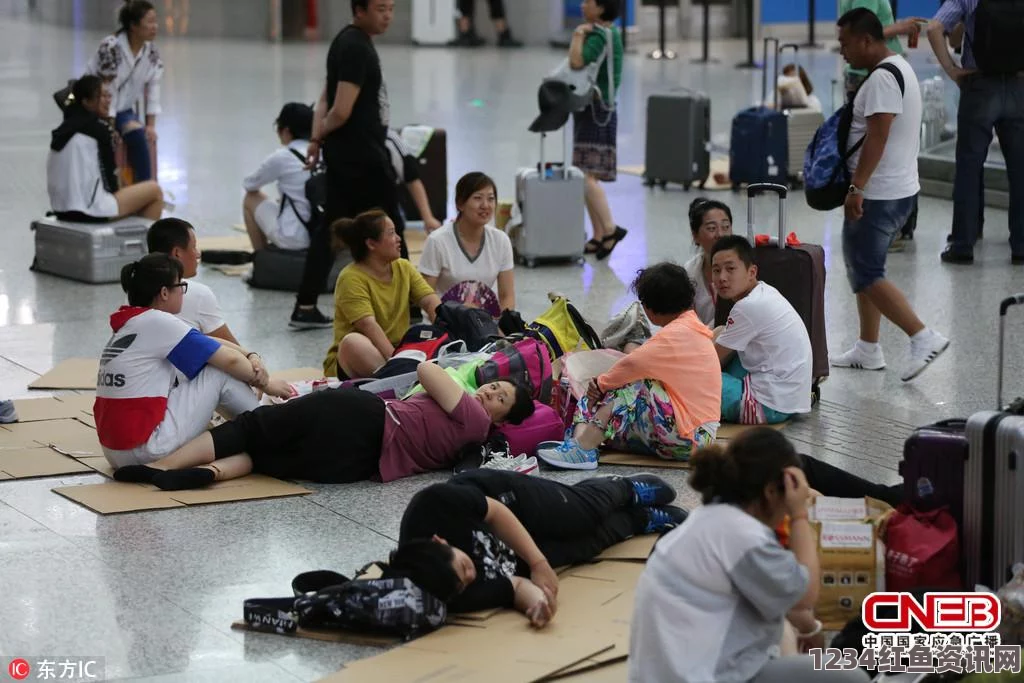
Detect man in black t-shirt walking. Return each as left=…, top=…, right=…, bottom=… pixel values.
left=290, top=0, right=405, bottom=329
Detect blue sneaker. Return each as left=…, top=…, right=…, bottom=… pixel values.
left=627, top=473, right=676, bottom=507
left=0, top=400, right=16, bottom=424
left=643, top=505, right=688, bottom=534
left=536, top=439, right=599, bottom=471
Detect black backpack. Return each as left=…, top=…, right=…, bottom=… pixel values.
left=971, top=0, right=1024, bottom=75
left=243, top=565, right=446, bottom=640
left=434, top=301, right=501, bottom=352
left=283, top=148, right=327, bottom=235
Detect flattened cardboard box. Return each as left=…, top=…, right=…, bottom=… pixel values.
left=0, top=447, right=93, bottom=479
left=28, top=358, right=99, bottom=390
left=12, top=397, right=86, bottom=422
left=0, top=418, right=101, bottom=479
left=53, top=474, right=311, bottom=514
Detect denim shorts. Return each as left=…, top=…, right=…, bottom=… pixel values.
left=841, top=194, right=917, bottom=293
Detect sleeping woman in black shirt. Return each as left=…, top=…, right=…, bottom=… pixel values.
left=389, top=469, right=687, bottom=627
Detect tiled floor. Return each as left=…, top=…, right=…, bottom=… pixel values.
left=1, top=15, right=1023, bottom=682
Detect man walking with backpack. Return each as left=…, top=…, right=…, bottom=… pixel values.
left=928, top=0, right=1024, bottom=265
left=830, top=9, right=950, bottom=381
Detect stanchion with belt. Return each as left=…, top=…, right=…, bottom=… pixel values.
left=691, top=0, right=719, bottom=64
left=736, top=0, right=757, bottom=68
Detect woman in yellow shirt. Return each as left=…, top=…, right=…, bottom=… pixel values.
left=323, top=210, right=441, bottom=378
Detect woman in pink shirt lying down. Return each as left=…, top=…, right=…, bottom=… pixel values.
left=538, top=262, right=723, bottom=470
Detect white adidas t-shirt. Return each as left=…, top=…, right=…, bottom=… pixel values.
left=418, top=222, right=514, bottom=294
left=716, top=282, right=812, bottom=415
left=629, top=504, right=809, bottom=682
left=176, top=280, right=226, bottom=335
left=94, top=307, right=221, bottom=450
left=846, top=55, right=921, bottom=201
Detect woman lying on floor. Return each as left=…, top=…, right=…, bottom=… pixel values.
left=538, top=262, right=722, bottom=470
left=630, top=428, right=870, bottom=683
left=388, top=469, right=687, bottom=627
left=96, top=254, right=292, bottom=468
left=111, top=361, right=534, bottom=490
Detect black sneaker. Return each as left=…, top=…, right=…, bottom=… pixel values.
left=627, top=473, right=676, bottom=507
left=289, top=306, right=333, bottom=330
left=939, top=247, right=974, bottom=265
left=449, top=31, right=485, bottom=47
left=643, top=505, right=689, bottom=534
left=498, top=30, right=523, bottom=48
left=1013, top=253, right=1024, bottom=266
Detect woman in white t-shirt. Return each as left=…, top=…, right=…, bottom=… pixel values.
left=418, top=172, right=516, bottom=314
left=682, top=198, right=733, bottom=326
left=629, top=429, right=869, bottom=683
left=242, top=103, right=314, bottom=251
left=95, top=254, right=292, bottom=469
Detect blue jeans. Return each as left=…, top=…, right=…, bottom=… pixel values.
left=949, top=73, right=1024, bottom=255
left=114, top=109, right=153, bottom=182
left=842, top=195, right=917, bottom=293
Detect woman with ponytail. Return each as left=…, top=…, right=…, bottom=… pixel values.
left=683, top=197, right=733, bottom=326
left=85, top=0, right=164, bottom=184
left=322, top=210, right=441, bottom=379
left=95, top=254, right=292, bottom=472
left=628, top=429, right=870, bottom=683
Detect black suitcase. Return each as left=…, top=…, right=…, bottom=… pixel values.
left=643, top=89, right=710, bottom=190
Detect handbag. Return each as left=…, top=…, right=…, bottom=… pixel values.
left=544, top=25, right=616, bottom=114
left=527, top=295, right=602, bottom=360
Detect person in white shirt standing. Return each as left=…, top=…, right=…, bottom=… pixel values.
left=242, top=103, right=315, bottom=252
left=830, top=8, right=949, bottom=381
left=85, top=1, right=163, bottom=184
left=146, top=218, right=241, bottom=345
left=711, top=236, right=812, bottom=425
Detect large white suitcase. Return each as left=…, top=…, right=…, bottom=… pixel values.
left=513, top=131, right=585, bottom=268
left=31, top=216, right=150, bottom=284
left=784, top=108, right=824, bottom=184
left=412, top=0, right=456, bottom=46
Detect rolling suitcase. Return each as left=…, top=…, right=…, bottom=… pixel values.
left=714, top=184, right=828, bottom=393
left=513, top=130, right=585, bottom=268
left=729, top=38, right=789, bottom=188
left=643, top=89, right=710, bottom=190
left=898, top=418, right=968, bottom=527
left=399, top=127, right=448, bottom=222
left=411, top=0, right=456, bottom=45
left=776, top=44, right=825, bottom=184
left=30, top=216, right=149, bottom=284
left=964, top=294, right=1024, bottom=590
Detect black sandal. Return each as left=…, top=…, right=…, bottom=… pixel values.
left=596, top=226, right=628, bottom=260
left=584, top=237, right=603, bottom=254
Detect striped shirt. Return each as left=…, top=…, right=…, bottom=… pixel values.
left=934, top=0, right=979, bottom=69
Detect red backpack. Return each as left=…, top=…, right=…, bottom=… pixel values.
left=475, top=337, right=553, bottom=403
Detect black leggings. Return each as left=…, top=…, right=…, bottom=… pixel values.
left=296, top=152, right=407, bottom=307
left=801, top=454, right=902, bottom=508
left=458, top=0, right=506, bottom=21
left=210, top=388, right=386, bottom=483
left=451, top=470, right=645, bottom=568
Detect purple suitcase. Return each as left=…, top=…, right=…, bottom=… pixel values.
left=898, top=419, right=968, bottom=527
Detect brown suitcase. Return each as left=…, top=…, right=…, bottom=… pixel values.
left=399, top=127, right=447, bottom=222
left=714, top=183, right=828, bottom=392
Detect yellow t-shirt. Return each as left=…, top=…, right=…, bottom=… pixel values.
left=322, top=259, right=435, bottom=377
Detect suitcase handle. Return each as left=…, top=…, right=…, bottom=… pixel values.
left=762, top=37, right=781, bottom=108
left=746, top=183, right=788, bottom=248
left=997, top=294, right=1024, bottom=409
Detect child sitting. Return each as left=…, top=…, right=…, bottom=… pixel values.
left=537, top=263, right=722, bottom=470
left=711, top=236, right=812, bottom=424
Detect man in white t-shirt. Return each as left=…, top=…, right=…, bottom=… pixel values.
left=711, top=236, right=812, bottom=424
left=831, top=8, right=949, bottom=382
left=146, top=218, right=240, bottom=345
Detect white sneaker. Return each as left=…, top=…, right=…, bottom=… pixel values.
left=901, top=330, right=950, bottom=382
left=601, top=302, right=642, bottom=350
left=830, top=342, right=886, bottom=370
left=514, top=456, right=539, bottom=476
left=481, top=453, right=526, bottom=471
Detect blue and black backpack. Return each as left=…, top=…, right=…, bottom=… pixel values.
left=803, top=62, right=905, bottom=211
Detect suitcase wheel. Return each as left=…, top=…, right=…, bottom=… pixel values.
left=658, top=180, right=668, bottom=189
left=643, top=176, right=656, bottom=187
left=525, top=258, right=537, bottom=268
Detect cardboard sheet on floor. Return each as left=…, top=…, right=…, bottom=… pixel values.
left=55, top=393, right=95, bottom=415
left=405, top=229, right=425, bottom=255
left=28, top=358, right=99, bottom=390
left=198, top=234, right=253, bottom=252
left=599, top=422, right=788, bottom=468
left=53, top=474, right=311, bottom=514
left=271, top=367, right=327, bottom=383
left=12, top=397, right=86, bottom=422
left=717, top=422, right=786, bottom=440
left=230, top=620, right=400, bottom=647
left=550, top=659, right=627, bottom=682
left=1, top=417, right=102, bottom=454
left=593, top=535, right=658, bottom=563
left=0, top=446, right=93, bottom=478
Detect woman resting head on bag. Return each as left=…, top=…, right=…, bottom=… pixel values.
left=323, top=209, right=442, bottom=379
left=110, top=361, right=534, bottom=491
left=629, top=428, right=870, bottom=683
left=389, top=469, right=687, bottom=627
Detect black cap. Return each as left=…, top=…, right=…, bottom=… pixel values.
left=528, top=81, right=575, bottom=133
left=275, top=102, right=314, bottom=140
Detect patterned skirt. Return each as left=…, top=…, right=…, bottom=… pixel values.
left=572, top=102, right=618, bottom=182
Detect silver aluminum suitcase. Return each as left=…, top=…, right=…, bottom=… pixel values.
left=964, top=294, right=1024, bottom=590
left=643, top=90, right=711, bottom=190
left=514, top=130, right=585, bottom=268
left=31, top=216, right=150, bottom=284
left=784, top=108, right=824, bottom=184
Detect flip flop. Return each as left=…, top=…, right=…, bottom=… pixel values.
left=596, top=226, right=628, bottom=260
left=584, top=237, right=603, bottom=254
